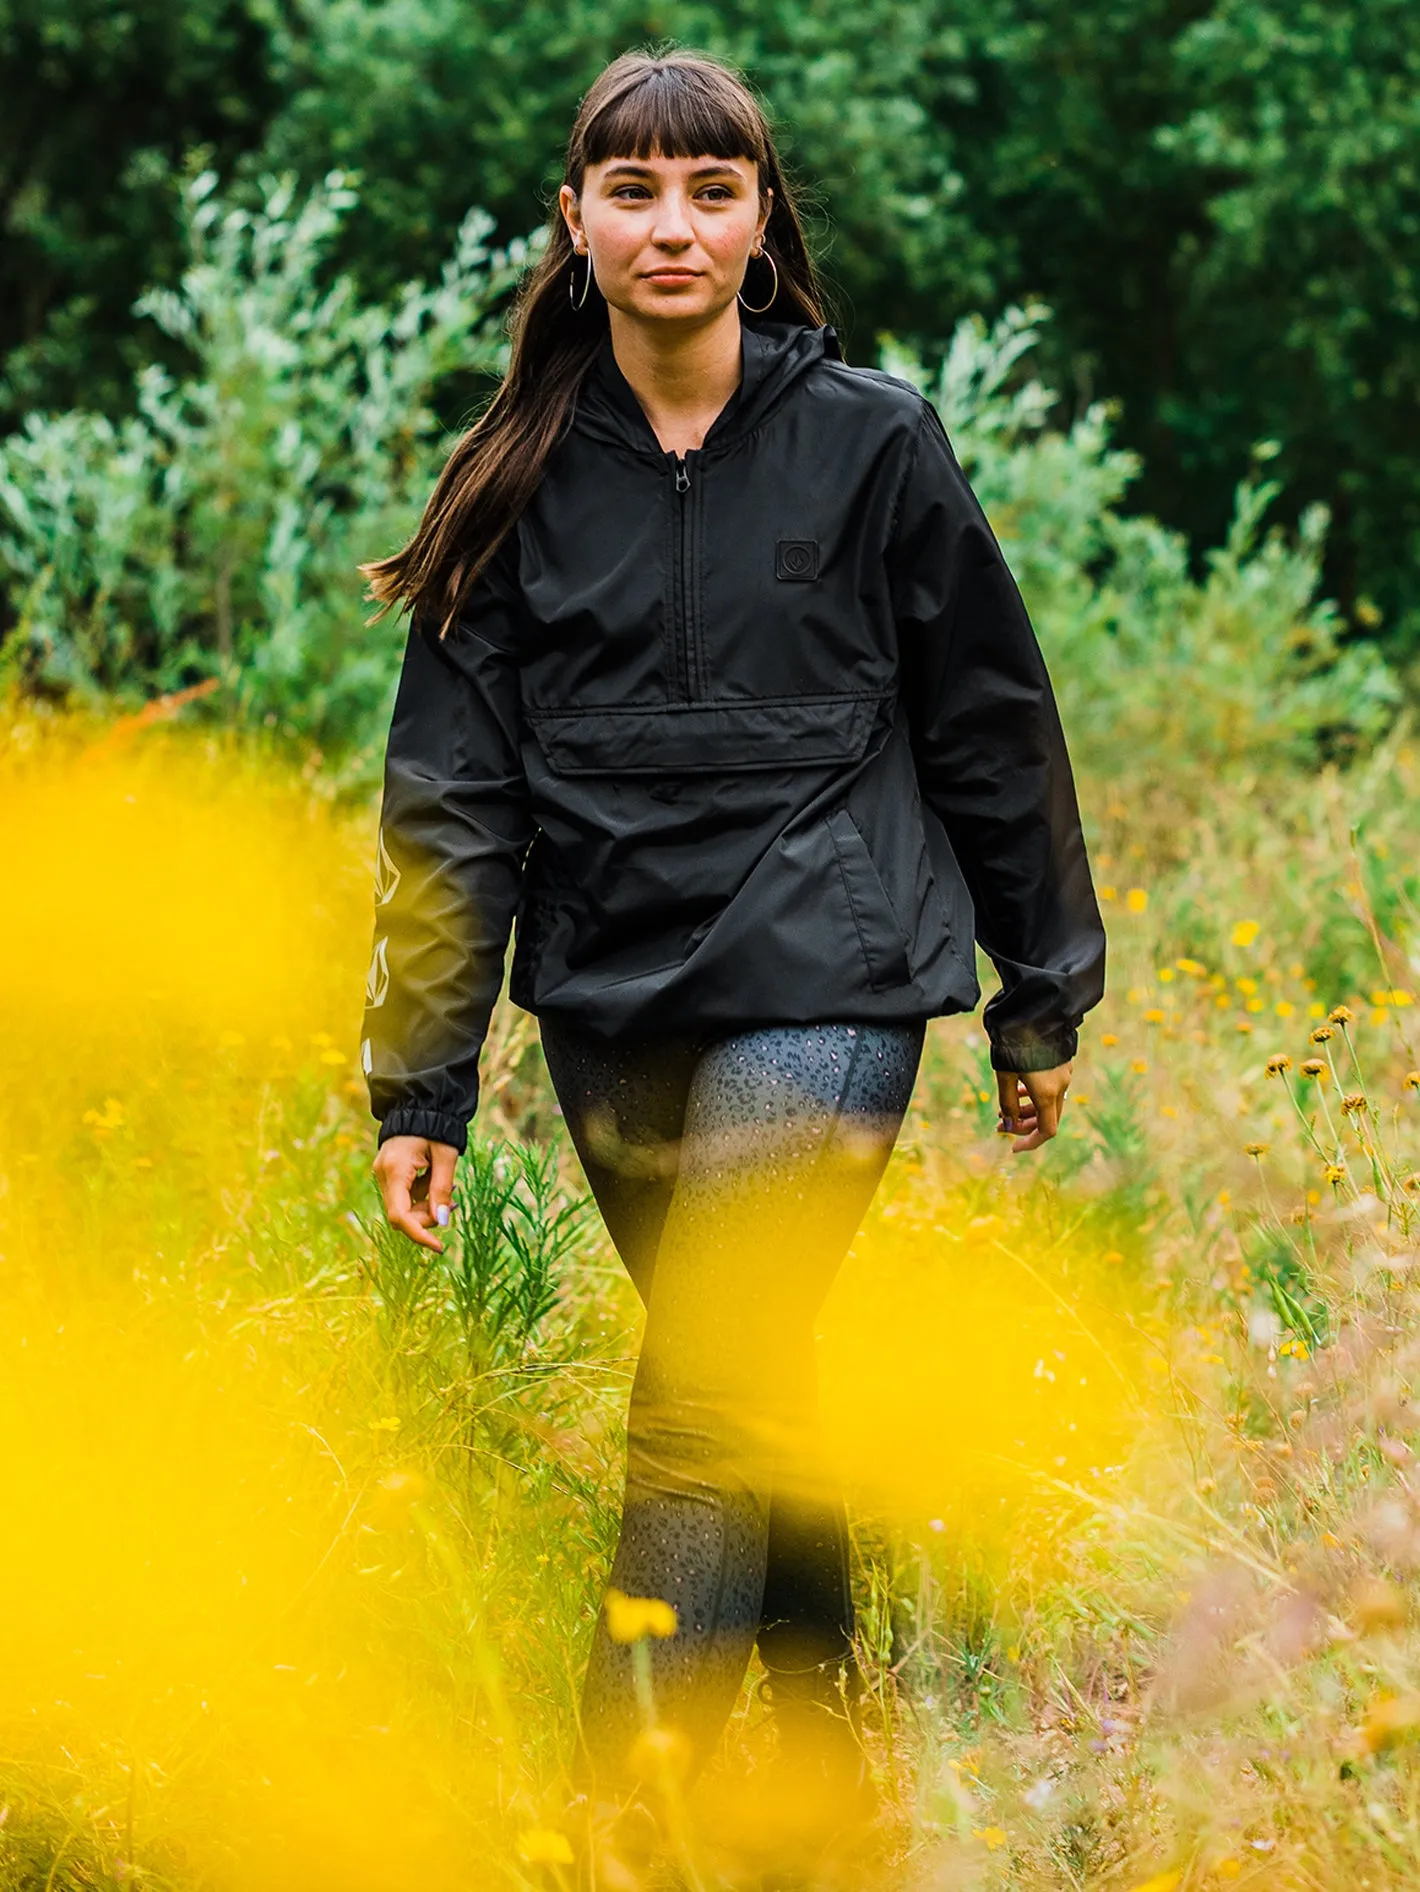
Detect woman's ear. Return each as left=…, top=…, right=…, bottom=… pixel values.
left=558, top=182, right=585, bottom=254
left=756, top=185, right=774, bottom=251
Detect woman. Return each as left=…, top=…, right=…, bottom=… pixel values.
left=361, top=47, right=1105, bottom=1817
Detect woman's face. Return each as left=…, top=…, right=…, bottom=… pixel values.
left=560, top=152, right=771, bottom=327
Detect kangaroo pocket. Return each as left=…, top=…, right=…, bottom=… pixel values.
left=526, top=694, right=883, bottom=777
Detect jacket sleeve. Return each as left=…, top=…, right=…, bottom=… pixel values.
left=361, top=550, right=534, bottom=1153
left=889, top=397, right=1106, bottom=1073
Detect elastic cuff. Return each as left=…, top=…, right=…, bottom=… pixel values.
left=989, top=1028, right=1078, bottom=1074
left=376, top=1106, right=469, bottom=1154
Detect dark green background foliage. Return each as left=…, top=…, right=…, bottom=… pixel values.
left=2, top=0, right=1417, bottom=647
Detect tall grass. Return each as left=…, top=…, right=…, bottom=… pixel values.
left=6, top=694, right=1420, bottom=1888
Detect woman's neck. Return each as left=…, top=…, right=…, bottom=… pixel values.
left=608, top=304, right=744, bottom=457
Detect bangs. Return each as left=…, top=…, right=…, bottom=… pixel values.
left=582, top=64, right=768, bottom=170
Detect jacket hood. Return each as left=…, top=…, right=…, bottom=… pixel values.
left=572, top=318, right=842, bottom=460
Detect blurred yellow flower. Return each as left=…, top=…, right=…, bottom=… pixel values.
left=1405, top=1073, right=1420, bottom=1092
left=1372, top=988, right=1415, bottom=1007
left=1309, top=1024, right=1334, bottom=1043
left=972, top=1826, right=1008, bottom=1850
left=1131, top=1059, right=1149, bottom=1074
left=82, top=1098, right=126, bottom=1131
left=1323, top=1164, right=1347, bottom=1185
left=1101, top=1032, right=1119, bottom=1047
left=1275, top=999, right=1294, bottom=1018
left=1158, top=966, right=1175, bottom=983
left=1176, top=957, right=1206, bottom=977
left=1236, top=976, right=1258, bottom=995
left=517, top=1830, right=574, bottom=1865
left=1231, top=920, right=1260, bottom=947
left=1143, top=1008, right=1164, bottom=1025
left=319, top=1047, right=347, bottom=1066
left=604, top=1589, right=677, bottom=1642
left=1243, top=1143, right=1270, bottom=1158
left=1099, top=885, right=1118, bottom=902
left=1300, top=1059, right=1327, bottom=1080
left=1362, top=1691, right=1420, bottom=1753
left=1245, top=998, right=1264, bottom=1014
left=1126, top=888, right=1148, bottom=913
left=1127, top=1872, right=1182, bottom=1892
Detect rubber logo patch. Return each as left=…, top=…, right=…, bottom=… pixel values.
left=775, top=539, right=819, bottom=581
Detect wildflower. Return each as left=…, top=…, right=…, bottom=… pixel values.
left=1126, top=887, right=1148, bottom=913
left=1099, top=884, right=1118, bottom=901
left=1131, top=1059, right=1148, bottom=1074
left=604, top=1588, right=678, bottom=1642
left=1323, top=1164, right=1347, bottom=1185
left=1237, top=976, right=1259, bottom=995
left=1361, top=1691, right=1420, bottom=1754
left=1246, top=998, right=1264, bottom=1013
left=1406, top=1073, right=1420, bottom=1092
left=1275, top=1000, right=1295, bottom=1018
left=1243, top=1142, right=1270, bottom=1158
left=517, top=1830, right=574, bottom=1865
left=1126, top=1872, right=1182, bottom=1892
left=1351, top=1577, right=1407, bottom=1635
left=1329, top=1004, right=1354, bottom=1025
left=1158, top=966, right=1175, bottom=983
left=1176, top=957, right=1206, bottom=977
left=1265, top=1054, right=1292, bottom=1076
left=1300, top=1058, right=1327, bottom=1080
left=1143, top=1008, right=1165, bottom=1025
left=1232, top=920, right=1261, bottom=947
left=1342, top=1092, right=1367, bottom=1116
left=972, top=1827, right=1009, bottom=1851
left=1236, top=1019, right=1253, bottom=1033
left=1101, top=1032, right=1119, bottom=1047
left=1309, top=1024, right=1334, bottom=1043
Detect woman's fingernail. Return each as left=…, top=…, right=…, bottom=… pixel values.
left=435, top=1204, right=450, bottom=1227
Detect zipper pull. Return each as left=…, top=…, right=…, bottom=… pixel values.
left=673, top=456, right=690, bottom=493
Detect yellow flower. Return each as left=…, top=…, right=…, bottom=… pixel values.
left=1246, top=997, right=1265, bottom=1013
left=1126, top=887, right=1148, bottom=913
left=972, top=1826, right=1009, bottom=1850
left=1231, top=920, right=1261, bottom=948
left=1158, top=966, right=1175, bottom=983
left=1329, top=1004, right=1354, bottom=1025
left=1236, top=1019, right=1253, bottom=1034
left=1265, top=1054, right=1292, bottom=1076
left=1101, top=1032, right=1119, bottom=1047
left=1362, top=1691, right=1420, bottom=1753
left=604, top=1588, right=678, bottom=1642
left=1131, top=1059, right=1149, bottom=1074
left=1243, top=1142, right=1270, bottom=1158
left=1342, top=1092, right=1367, bottom=1116
left=1236, top=976, right=1259, bottom=995
left=1406, top=1073, right=1420, bottom=1092
left=517, top=1830, right=574, bottom=1865
left=1099, top=884, right=1118, bottom=901
left=1308, top=1001, right=1327, bottom=1018
left=1300, top=1058, right=1327, bottom=1080
left=1143, top=1008, right=1165, bottom=1024
left=1323, top=1163, right=1347, bottom=1185
left=1176, top=957, right=1206, bottom=977
left=1275, top=999, right=1294, bottom=1017
left=1127, top=1873, right=1182, bottom=1892
left=1309, top=1024, right=1334, bottom=1043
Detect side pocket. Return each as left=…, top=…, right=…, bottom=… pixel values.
left=826, top=810, right=912, bottom=993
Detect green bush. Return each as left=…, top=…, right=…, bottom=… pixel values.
left=0, top=170, right=527, bottom=757
left=885, top=306, right=1400, bottom=771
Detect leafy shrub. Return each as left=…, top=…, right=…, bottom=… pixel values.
left=884, top=306, right=1400, bottom=771
left=0, top=170, right=527, bottom=756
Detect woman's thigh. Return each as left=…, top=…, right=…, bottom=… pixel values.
left=635, top=1021, right=925, bottom=1433
left=538, top=1018, right=704, bottom=1301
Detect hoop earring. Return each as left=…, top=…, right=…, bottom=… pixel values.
left=737, top=249, right=778, bottom=315
left=569, top=251, right=593, bottom=310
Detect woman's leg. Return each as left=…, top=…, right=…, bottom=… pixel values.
left=541, top=1018, right=863, bottom=1691
left=563, top=1020, right=925, bottom=1791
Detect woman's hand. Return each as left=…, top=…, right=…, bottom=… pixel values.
left=996, top=1062, right=1073, bottom=1153
left=374, top=1135, right=460, bottom=1251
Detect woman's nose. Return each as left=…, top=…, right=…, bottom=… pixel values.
left=650, top=193, right=695, bottom=246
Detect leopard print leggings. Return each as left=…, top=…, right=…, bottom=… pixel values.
left=539, top=1017, right=925, bottom=1789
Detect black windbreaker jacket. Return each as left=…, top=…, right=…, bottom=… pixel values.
left=362, top=319, right=1106, bottom=1153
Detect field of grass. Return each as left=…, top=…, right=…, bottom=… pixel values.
left=6, top=695, right=1420, bottom=1890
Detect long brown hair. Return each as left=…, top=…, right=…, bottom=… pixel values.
left=361, top=49, right=828, bottom=637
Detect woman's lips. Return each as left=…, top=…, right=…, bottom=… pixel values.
left=643, top=269, right=700, bottom=281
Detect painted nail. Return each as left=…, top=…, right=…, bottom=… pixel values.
left=435, top=1204, right=450, bottom=1227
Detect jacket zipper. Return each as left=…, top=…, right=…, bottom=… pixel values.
left=671, top=452, right=697, bottom=701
